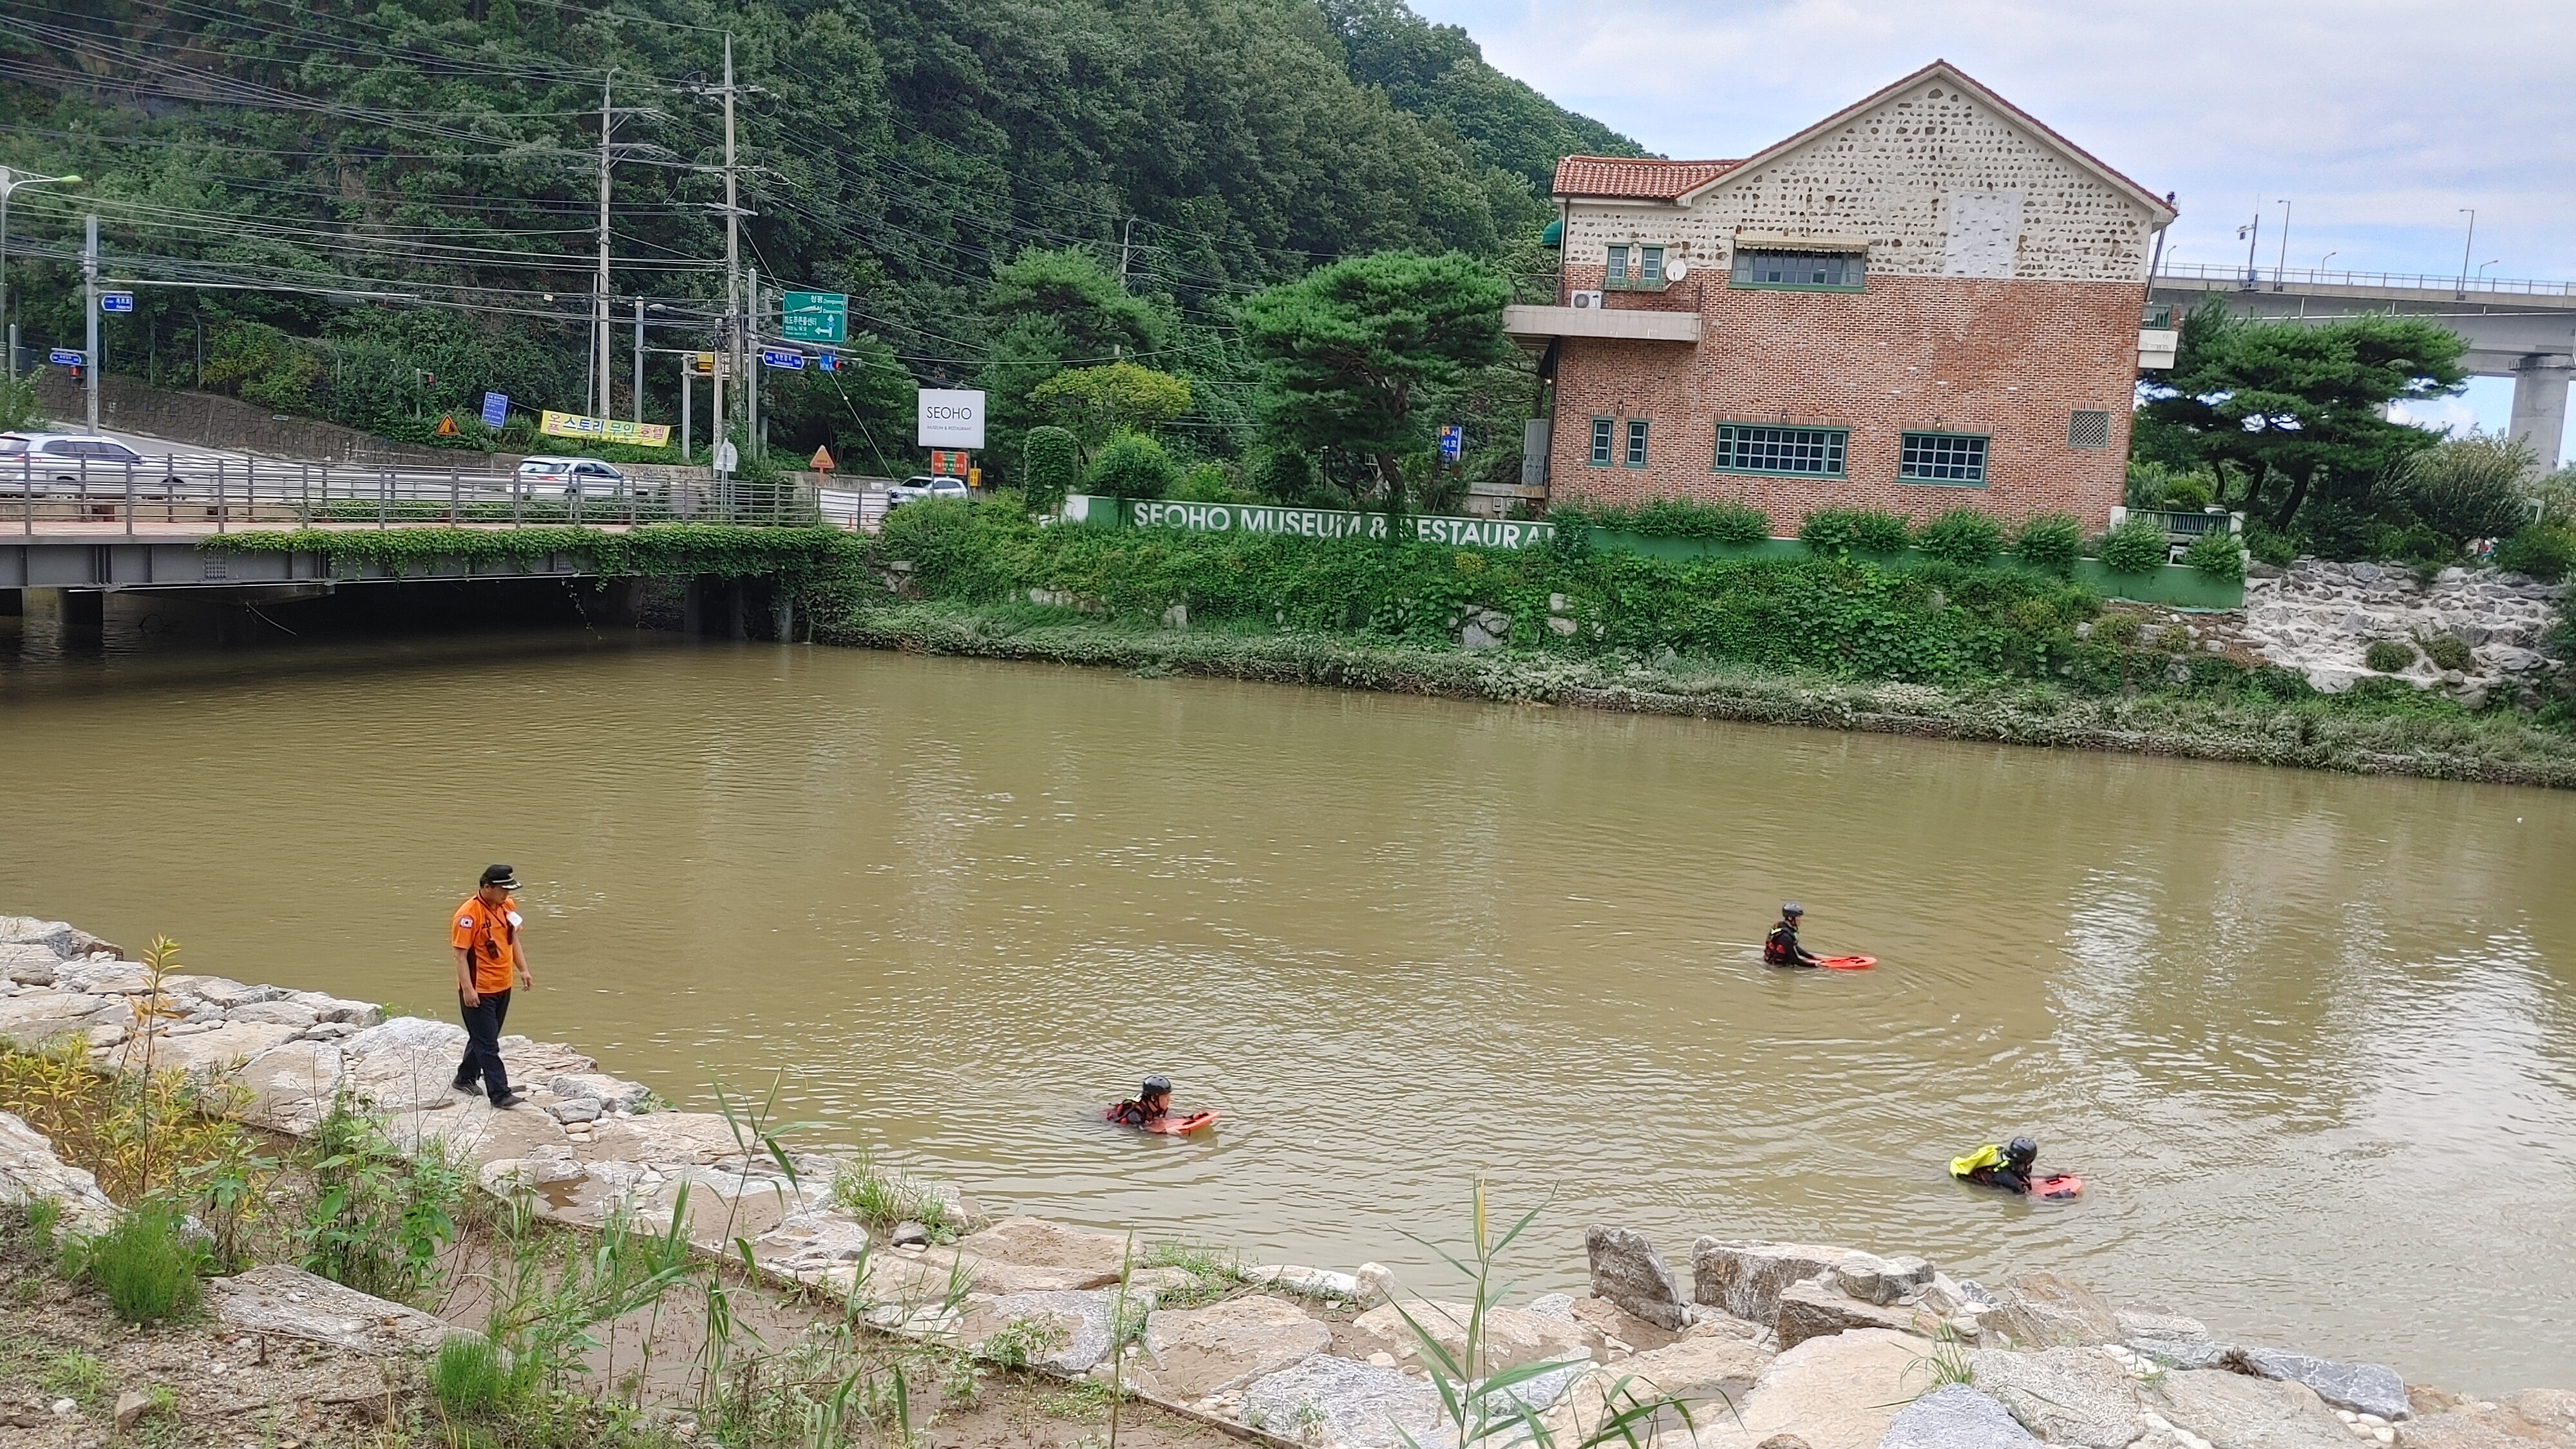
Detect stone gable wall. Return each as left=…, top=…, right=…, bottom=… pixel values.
left=1560, top=78, right=2161, bottom=287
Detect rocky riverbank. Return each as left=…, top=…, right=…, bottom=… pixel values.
left=820, top=601, right=2576, bottom=787
left=3, top=913, right=2570, bottom=1449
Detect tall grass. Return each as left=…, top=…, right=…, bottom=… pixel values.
left=70, top=1200, right=206, bottom=1323
left=301, top=1090, right=469, bottom=1303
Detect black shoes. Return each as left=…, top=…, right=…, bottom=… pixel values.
left=489, top=1092, right=526, bottom=1110
left=452, top=1077, right=483, bottom=1096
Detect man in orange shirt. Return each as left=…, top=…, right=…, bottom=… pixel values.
left=451, top=864, right=536, bottom=1108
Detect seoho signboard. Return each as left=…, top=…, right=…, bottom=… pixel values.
left=916, top=389, right=985, bottom=450
left=1088, top=496, right=1557, bottom=550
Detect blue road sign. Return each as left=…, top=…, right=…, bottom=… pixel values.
left=480, top=392, right=509, bottom=429
left=48, top=348, right=84, bottom=366
left=817, top=352, right=838, bottom=372
left=100, top=292, right=135, bottom=314
left=761, top=348, right=806, bottom=371
left=1437, top=424, right=1463, bottom=462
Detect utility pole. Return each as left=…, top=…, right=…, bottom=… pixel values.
left=598, top=75, right=613, bottom=420
left=2237, top=208, right=2260, bottom=289
left=632, top=298, right=645, bottom=424
left=1118, top=215, right=1135, bottom=289
left=746, top=263, right=760, bottom=459
left=82, top=213, right=99, bottom=433
left=680, top=353, right=692, bottom=461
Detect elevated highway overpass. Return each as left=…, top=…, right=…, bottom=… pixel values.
left=2151, top=265, right=2575, bottom=462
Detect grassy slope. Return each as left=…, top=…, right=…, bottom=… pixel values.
left=821, top=602, right=2576, bottom=788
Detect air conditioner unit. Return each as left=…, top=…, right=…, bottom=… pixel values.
left=1569, top=290, right=1604, bottom=309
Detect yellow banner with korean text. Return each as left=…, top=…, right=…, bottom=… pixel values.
left=539, top=410, right=672, bottom=448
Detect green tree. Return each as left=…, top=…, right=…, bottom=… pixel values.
left=2401, top=433, right=2540, bottom=545
left=1240, top=251, right=1512, bottom=518
left=1023, top=425, right=1083, bottom=512
left=1030, top=361, right=1193, bottom=450
left=1083, top=430, right=1180, bottom=499
left=2134, top=300, right=2469, bottom=529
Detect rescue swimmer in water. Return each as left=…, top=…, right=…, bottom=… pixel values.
left=1763, top=904, right=1876, bottom=970
left=1951, top=1137, right=2083, bottom=1198
left=1103, top=1075, right=1218, bottom=1135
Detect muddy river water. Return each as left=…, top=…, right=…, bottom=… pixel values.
left=4, top=629, right=2570, bottom=1388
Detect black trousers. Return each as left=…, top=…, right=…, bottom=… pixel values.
left=455, top=987, right=513, bottom=1096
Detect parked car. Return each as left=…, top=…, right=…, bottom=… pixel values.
left=0, top=433, right=190, bottom=498
left=885, top=475, right=969, bottom=507
left=514, top=455, right=630, bottom=498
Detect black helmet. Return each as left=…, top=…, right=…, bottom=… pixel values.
left=1141, top=1074, right=1173, bottom=1097
left=1781, top=902, right=1804, bottom=918
left=2005, top=1137, right=2038, bottom=1164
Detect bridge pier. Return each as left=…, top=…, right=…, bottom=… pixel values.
left=2510, top=355, right=2573, bottom=466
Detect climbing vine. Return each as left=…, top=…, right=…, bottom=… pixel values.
left=198, top=526, right=855, bottom=581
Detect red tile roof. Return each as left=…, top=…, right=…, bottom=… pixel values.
left=1552, top=155, right=1741, bottom=201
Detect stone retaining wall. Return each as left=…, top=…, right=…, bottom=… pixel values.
left=2, top=911, right=2568, bottom=1449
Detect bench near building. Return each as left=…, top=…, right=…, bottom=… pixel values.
left=1510, top=61, right=2175, bottom=530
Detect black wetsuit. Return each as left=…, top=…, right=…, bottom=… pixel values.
left=1763, top=920, right=1817, bottom=967
left=1105, top=1100, right=1166, bottom=1126
left=1963, top=1160, right=2036, bottom=1193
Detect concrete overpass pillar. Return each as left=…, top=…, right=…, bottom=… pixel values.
left=2510, top=354, right=2573, bottom=467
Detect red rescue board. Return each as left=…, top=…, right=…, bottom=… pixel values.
left=1142, top=1110, right=1217, bottom=1135
left=2033, top=1173, right=2083, bottom=1200
left=1817, top=955, right=1877, bottom=971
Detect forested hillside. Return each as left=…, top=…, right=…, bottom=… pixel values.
left=0, top=0, right=1635, bottom=480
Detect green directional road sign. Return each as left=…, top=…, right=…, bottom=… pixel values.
left=780, top=290, right=848, bottom=345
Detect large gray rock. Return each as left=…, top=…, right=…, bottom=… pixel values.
left=1544, top=1333, right=1770, bottom=1443
left=341, top=1016, right=473, bottom=1112
left=1140, top=1294, right=1332, bottom=1398
left=1704, top=1328, right=1930, bottom=1449
left=1774, top=1282, right=1935, bottom=1350
left=1693, top=1238, right=1853, bottom=1323
left=0, top=917, right=80, bottom=958
left=1980, top=1271, right=2119, bottom=1349
left=2153, top=1369, right=2354, bottom=1449
left=133, top=1020, right=298, bottom=1081
left=0, top=943, right=62, bottom=984
left=1969, top=1347, right=2144, bottom=1447
left=2240, top=1349, right=2409, bottom=1422
left=1587, top=1226, right=1690, bottom=1330
left=0, top=992, right=123, bottom=1049
left=753, top=1210, right=873, bottom=1278
left=0, top=1108, right=120, bottom=1236
left=207, top=1264, right=469, bottom=1356
left=226, top=999, right=321, bottom=1030
left=1350, top=1298, right=1600, bottom=1372
left=958, top=1289, right=1116, bottom=1374
left=229, top=1040, right=348, bottom=1133
left=955, top=1217, right=1132, bottom=1291
left=1833, top=1253, right=1933, bottom=1307
left=161, top=975, right=287, bottom=1010
left=1241, top=1354, right=1452, bottom=1449
left=1879, top=1385, right=2041, bottom=1449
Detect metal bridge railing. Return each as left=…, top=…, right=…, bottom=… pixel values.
left=8, top=454, right=822, bottom=536
left=2155, top=261, right=2576, bottom=299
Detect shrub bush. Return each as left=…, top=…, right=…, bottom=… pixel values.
left=2183, top=530, right=2246, bottom=581
left=2097, top=518, right=2172, bottom=574
left=2494, top=525, right=2576, bottom=582
left=2404, top=434, right=2539, bottom=545
left=1916, top=508, right=2003, bottom=566
left=1800, top=507, right=1911, bottom=556
left=300, top=1094, right=468, bottom=1305
left=1081, top=430, right=1179, bottom=500
left=2420, top=632, right=2476, bottom=673
left=79, top=1202, right=206, bottom=1323
left=2364, top=639, right=2418, bottom=672
left=1624, top=497, right=1772, bottom=544
left=2009, top=513, right=2084, bottom=575
left=2161, top=474, right=2216, bottom=510
left=2244, top=524, right=2300, bottom=567
left=1020, top=426, right=1081, bottom=513
left=1171, top=462, right=1253, bottom=503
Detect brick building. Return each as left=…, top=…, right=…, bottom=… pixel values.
left=1507, top=61, right=2176, bottom=530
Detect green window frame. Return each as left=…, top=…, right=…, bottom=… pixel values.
left=1624, top=419, right=1650, bottom=469
left=1730, top=247, right=1866, bottom=292
left=1639, top=245, right=1665, bottom=285
left=1715, top=424, right=1846, bottom=477
left=1589, top=416, right=1615, bottom=466
left=1604, top=245, right=1629, bottom=286
left=1899, top=431, right=1989, bottom=486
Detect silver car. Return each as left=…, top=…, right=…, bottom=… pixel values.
left=886, top=474, right=969, bottom=507
left=514, top=455, right=630, bottom=498
left=0, top=432, right=191, bottom=498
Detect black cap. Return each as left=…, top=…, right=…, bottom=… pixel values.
left=1141, top=1074, right=1172, bottom=1096
left=1781, top=902, right=1804, bottom=917
left=2006, top=1137, right=2038, bottom=1163
left=480, top=864, right=522, bottom=890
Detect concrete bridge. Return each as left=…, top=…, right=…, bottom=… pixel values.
left=2151, top=265, right=2576, bottom=462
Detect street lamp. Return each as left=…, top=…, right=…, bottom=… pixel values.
left=2320, top=251, right=2337, bottom=272
left=2477, top=259, right=2501, bottom=287
left=0, top=167, right=83, bottom=384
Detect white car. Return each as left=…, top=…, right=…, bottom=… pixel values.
left=886, top=475, right=969, bottom=507
left=0, top=432, right=191, bottom=498
left=514, top=455, right=630, bottom=498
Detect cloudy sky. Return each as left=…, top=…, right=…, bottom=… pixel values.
left=1414, top=0, right=2576, bottom=455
